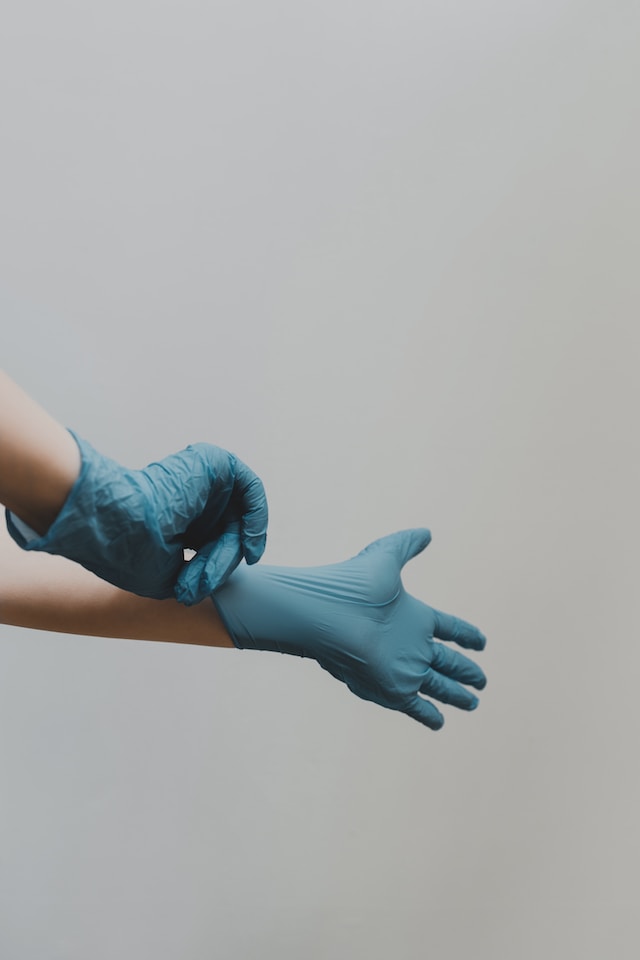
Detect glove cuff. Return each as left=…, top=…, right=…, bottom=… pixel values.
left=210, top=562, right=309, bottom=658
left=5, top=429, right=91, bottom=555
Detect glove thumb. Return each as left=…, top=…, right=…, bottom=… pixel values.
left=175, top=526, right=243, bottom=605
left=359, top=528, right=432, bottom=569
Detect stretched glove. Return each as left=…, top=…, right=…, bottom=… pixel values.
left=212, top=528, right=486, bottom=729
left=5, top=430, right=268, bottom=605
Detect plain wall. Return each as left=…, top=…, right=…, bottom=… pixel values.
left=1, top=2, right=638, bottom=958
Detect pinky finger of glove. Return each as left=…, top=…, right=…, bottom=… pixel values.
left=175, top=529, right=243, bottom=606
left=404, top=696, right=445, bottom=730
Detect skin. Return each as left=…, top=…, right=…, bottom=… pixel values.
left=0, top=370, right=81, bottom=535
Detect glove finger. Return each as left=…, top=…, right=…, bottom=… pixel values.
left=420, top=668, right=479, bottom=710
left=174, top=549, right=212, bottom=606
left=358, top=528, right=431, bottom=567
left=432, top=607, right=487, bottom=651
left=174, top=529, right=243, bottom=605
left=404, top=696, right=445, bottom=730
left=233, top=459, right=268, bottom=565
left=429, top=642, right=487, bottom=689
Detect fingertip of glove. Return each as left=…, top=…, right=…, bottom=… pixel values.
left=243, top=537, right=266, bottom=565
left=174, top=585, right=196, bottom=606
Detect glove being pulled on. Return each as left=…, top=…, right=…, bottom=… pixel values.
left=6, top=430, right=268, bottom=604
left=212, top=528, right=486, bottom=729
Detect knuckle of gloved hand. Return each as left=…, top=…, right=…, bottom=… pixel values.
left=193, top=442, right=230, bottom=477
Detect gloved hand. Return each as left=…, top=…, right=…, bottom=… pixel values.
left=5, top=429, right=268, bottom=605
left=212, top=528, right=486, bottom=729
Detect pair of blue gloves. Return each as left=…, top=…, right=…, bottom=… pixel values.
left=6, top=433, right=486, bottom=728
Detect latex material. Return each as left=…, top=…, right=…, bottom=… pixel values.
left=5, top=430, right=268, bottom=604
left=212, top=528, right=486, bottom=729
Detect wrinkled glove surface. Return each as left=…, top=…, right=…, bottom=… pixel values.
left=212, top=528, right=486, bottom=729
left=5, top=430, right=268, bottom=604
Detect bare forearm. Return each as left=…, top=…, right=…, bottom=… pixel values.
left=0, top=525, right=234, bottom=647
left=0, top=370, right=80, bottom=534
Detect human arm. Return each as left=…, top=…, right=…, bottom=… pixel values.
left=0, top=370, right=268, bottom=603
left=0, top=370, right=81, bottom=535
left=0, top=520, right=233, bottom=646
left=1, top=523, right=486, bottom=729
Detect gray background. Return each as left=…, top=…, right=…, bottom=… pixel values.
left=1, top=1, right=638, bottom=957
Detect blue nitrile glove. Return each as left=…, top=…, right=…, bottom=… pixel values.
left=5, top=430, right=268, bottom=605
left=212, top=528, right=486, bottom=729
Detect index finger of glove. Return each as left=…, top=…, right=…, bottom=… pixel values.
left=432, top=608, right=487, bottom=651
left=233, top=459, right=268, bottom=565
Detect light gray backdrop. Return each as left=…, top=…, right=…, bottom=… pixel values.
left=1, top=2, right=638, bottom=958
